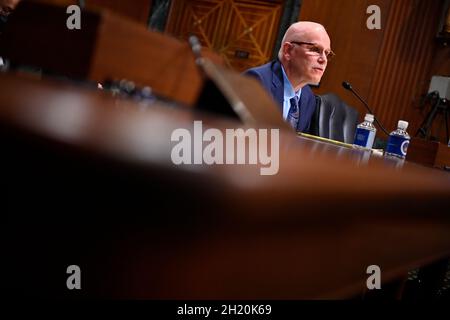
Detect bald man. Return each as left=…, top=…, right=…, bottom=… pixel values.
left=244, top=21, right=334, bottom=133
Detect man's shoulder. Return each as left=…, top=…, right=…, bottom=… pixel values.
left=242, top=60, right=281, bottom=89
left=302, top=84, right=314, bottom=96
left=243, top=60, right=279, bottom=77
left=244, top=60, right=273, bottom=72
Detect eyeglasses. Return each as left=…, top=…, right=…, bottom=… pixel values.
left=289, top=41, right=335, bottom=61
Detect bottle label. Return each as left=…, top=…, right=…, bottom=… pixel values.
left=353, top=128, right=375, bottom=148
left=386, top=135, right=410, bottom=157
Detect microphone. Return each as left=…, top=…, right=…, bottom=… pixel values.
left=342, top=81, right=389, bottom=136
left=188, top=35, right=203, bottom=65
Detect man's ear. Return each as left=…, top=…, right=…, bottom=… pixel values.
left=282, top=42, right=291, bottom=61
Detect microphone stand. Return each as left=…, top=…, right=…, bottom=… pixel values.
left=187, top=35, right=256, bottom=124
left=416, top=91, right=449, bottom=142
left=342, top=82, right=390, bottom=136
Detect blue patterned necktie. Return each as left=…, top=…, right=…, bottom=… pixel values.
left=286, top=96, right=299, bottom=130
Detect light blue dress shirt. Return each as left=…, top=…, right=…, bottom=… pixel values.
left=281, top=65, right=302, bottom=120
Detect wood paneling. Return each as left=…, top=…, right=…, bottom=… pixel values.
left=2, top=1, right=223, bottom=106
left=299, top=0, right=391, bottom=104
left=165, top=0, right=283, bottom=71
left=3, top=72, right=450, bottom=299
left=299, top=0, right=448, bottom=142
left=368, top=0, right=442, bottom=137
left=31, top=0, right=152, bottom=25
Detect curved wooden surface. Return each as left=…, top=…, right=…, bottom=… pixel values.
left=2, top=73, right=450, bottom=299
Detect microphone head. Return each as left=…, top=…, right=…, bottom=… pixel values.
left=342, top=81, right=352, bottom=90
left=188, top=35, right=199, bottom=47
left=188, top=35, right=202, bottom=56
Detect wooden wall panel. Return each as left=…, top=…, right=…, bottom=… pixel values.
left=299, top=0, right=448, bottom=142
left=31, top=0, right=152, bottom=25
left=368, top=0, right=443, bottom=137
left=165, top=0, right=283, bottom=71
left=86, top=0, right=152, bottom=25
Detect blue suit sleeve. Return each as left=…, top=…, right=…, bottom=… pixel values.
left=242, top=69, right=264, bottom=84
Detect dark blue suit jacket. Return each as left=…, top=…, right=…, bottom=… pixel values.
left=243, top=60, right=316, bottom=133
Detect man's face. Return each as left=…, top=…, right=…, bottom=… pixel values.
left=285, top=28, right=332, bottom=86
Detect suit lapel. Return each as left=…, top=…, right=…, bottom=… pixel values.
left=296, top=90, right=305, bottom=131
left=271, top=60, right=284, bottom=113
left=296, top=87, right=313, bottom=132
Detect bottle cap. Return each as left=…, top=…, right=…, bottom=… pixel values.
left=364, top=114, right=374, bottom=122
left=398, top=120, right=409, bottom=130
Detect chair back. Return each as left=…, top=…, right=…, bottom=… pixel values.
left=309, top=93, right=359, bottom=144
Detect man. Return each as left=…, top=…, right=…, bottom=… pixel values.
left=244, top=21, right=334, bottom=133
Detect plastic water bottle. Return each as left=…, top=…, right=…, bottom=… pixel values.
left=385, top=120, right=410, bottom=159
left=353, top=114, right=377, bottom=149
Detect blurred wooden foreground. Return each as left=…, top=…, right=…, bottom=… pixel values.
left=2, top=72, right=450, bottom=299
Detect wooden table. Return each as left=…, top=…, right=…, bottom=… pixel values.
left=2, top=73, right=450, bottom=299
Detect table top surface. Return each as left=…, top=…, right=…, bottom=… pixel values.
left=2, top=72, right=450, bottom=299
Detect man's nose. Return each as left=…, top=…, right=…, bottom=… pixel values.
left=318, top=55, right=327, bottom=63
